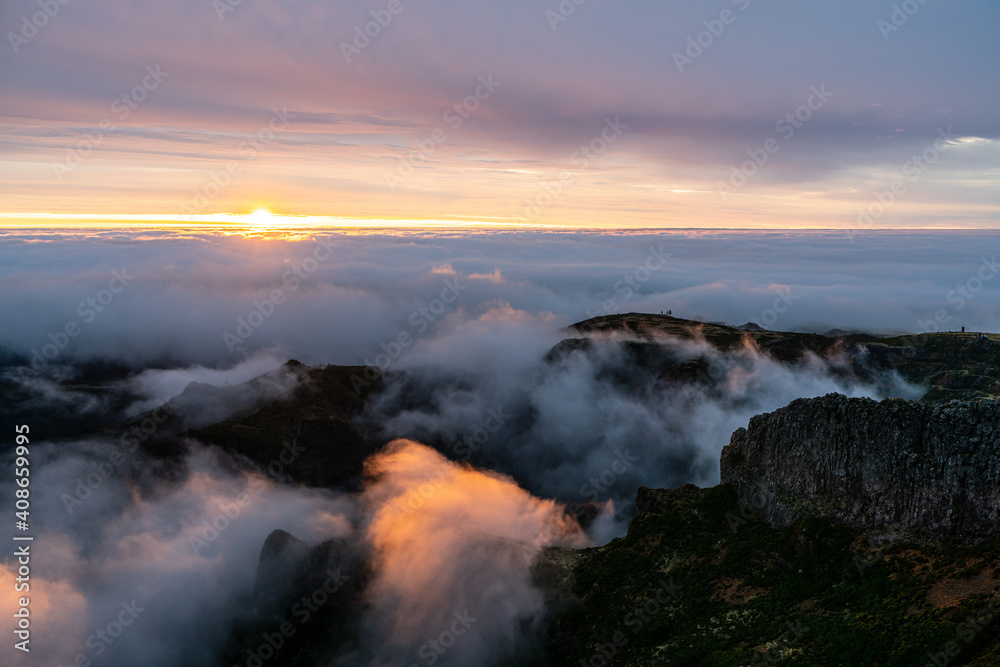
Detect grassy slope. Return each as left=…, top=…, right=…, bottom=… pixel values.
left=189, top=363, right=382, bottom=489
left=545, top=485, right=1000, bottom=666
left=569, top=313, right=1000, bottom=400
left=549, top=315, right=1000, bottom=665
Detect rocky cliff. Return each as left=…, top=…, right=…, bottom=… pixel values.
left=720, top=393, right=1000, bottom=541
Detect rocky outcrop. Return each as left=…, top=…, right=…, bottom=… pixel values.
left=224, top=529, right=369, bottom=666
left=191, top=364, right=383, bottom=491
left=720, top=393, right=1000, bottom=541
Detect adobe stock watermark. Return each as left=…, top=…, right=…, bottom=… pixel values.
left=672, top=0, right=751, bottom=73
left=914, top=594, right=998, bottom=667
left=189, top=439, right=306, bottom=556
left=387, top=406, right=511, bottom=519
left=347, top=276, right=468, bottom=393
left=178, top=108, right=294, bottom=219
left=385, top=75, right=502, bottom=191
left=914, top=254, right=998, bottom=334
left=515, top=116, right=628, bottom=222
left=749, top=286, right=799, bottom=330
left=725, top=482, right=823, bottom=535
left=340, top=0, right=415, bottom=63
left=846, top=127, right=956, bottom=242
left=386, top=468, right=447, bottom=519
left=877, top=0, right=934, bottom=41
left=61, top=404, right=174, bottom=514
left=7, top=0, right=72, bottom=54
left=545, top=0, right=592, bottom=31
left=451, top=406, right=510, bottom=463
left=57, top=599, right=146, bottom=666
left=409, top=610, right=478, bottom=667
left=578, top=578, right=682, bottom=667
left=223, top=289, right=288, bottom=354
left=235, top=568, right=352, bottom=667
left=30, top=267, right=134, bottom=370
left=585, top=245, right=672, bottom=319
left=717, top=85, right=833, bottom=202
left=580, top=449, right=638, bottom=501
left=213, top=0, right=247, bottom=21
left=751, top=621, right=807, bottom=667
left=224, top=235, right=337, bottom=354
left=52, top=66, right=169, bottom=181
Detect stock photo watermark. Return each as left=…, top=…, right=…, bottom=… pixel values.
left=235, top=568, right=352, bottom=667
left=515, top=116, right=628, bottom=222
left=580, top=449, right=638, bottom=501
left=386, top=407, right=510, bottom=519
left=578, top=578, right=682, bottom=667
left=673, top=0, right=751, bottom=73
left=51, top=66, right=169, bottom=181
left=545, top=0, right=592, bottom=31
left=178, top=108, right=294, bottom=219
left=585, top=245, right=672, bottom=318
left=30, top=268, right=134, bottom=370
left=749, top=286, right=799, bottom=330
left=189, top=439, right=306, bottom=556
left=222, top=236, right=340, bottom=354
left=385, top=75, right=502, bottom=190
left=847, top=127, right=956, bottom=241
left=7, top=0, right=72, bottom=54
left=410, top=610, right=477, bottom=667
left=347, top=276, right=468, bottom=392
left=717, top=85, right=833, bottom=202
left=61, top=404, right=174, bottom=514
left=725, top=482, right=823, bottom=535
left=913, top=254, right=998, bottom=334
left=54, top=599, right=147, bottom=666
left=213, top=0, right=247, bottom=21
left=340, top=0, right=416, bottom=63
left=451, top=406, right=510, bottom=462
left=877, top=0, right=935, bottom=41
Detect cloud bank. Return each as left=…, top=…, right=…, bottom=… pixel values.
left=1, top=230, right=998, bottom=373
left=1, top=436, right=592, bottom=667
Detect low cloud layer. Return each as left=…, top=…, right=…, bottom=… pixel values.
left=1, top=442, right=355, bottom=667
left=2, top=230, right=998, bottom=373
left=0, top=228, right=982, bottom=665
left=1, top=436, right=592, bottom=667
left=368, top=326, right=922, bottom=537
left=358, top=439, right=590, bottom=666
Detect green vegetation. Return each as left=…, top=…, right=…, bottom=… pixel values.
left=570, top=313, right=1000, bottom=401
left=189, top=363, right=382, bottom=489
left=545, top=485, right=1000, bottom=666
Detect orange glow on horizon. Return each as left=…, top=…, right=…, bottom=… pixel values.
left=0, top=212, right=982, bottom=234
left=0, top=212, right=558, bottom=235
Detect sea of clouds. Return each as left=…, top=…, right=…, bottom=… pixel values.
left=0, top=228, right=994, bottom=666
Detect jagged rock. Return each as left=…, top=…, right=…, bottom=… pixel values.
left=254, top=529, right=312, bottom=617
left=192, top=364, right=383, bottom=490
left=224, top=529, right=370, bottom=666
left=720, top=393, right=1000, bottom=541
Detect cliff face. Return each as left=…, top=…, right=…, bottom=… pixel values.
left=720, top=393, right=1000, bottom=541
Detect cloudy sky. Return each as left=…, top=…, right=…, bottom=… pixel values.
left=1, top=0, right=998, bottom=228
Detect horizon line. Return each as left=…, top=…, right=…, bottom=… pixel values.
left=0, top=212, right=992, bottom=232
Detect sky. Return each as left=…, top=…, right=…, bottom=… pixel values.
left=2, top=7, right=999, bottom=663
left=1, top=0, right=999, bottom=228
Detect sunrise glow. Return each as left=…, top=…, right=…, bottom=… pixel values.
left=2, top=3, right=999, bottom=663
left=1, top=2, right=997, bottom=230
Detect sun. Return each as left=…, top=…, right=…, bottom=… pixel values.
left=249, top=208, right=274, bottom=222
